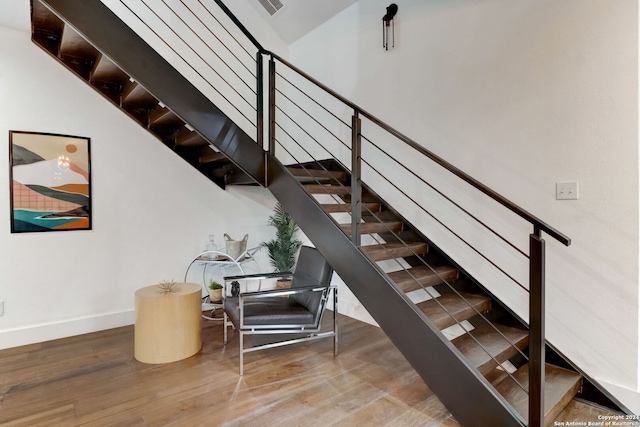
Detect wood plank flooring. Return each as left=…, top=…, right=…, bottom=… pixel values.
left=0, top=313, right=620, bottom=426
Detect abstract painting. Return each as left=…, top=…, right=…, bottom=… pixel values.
left=9, top=131, right=91, bottom=233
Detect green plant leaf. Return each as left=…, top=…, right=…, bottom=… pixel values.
left=261, top=203, right=303, bottom=273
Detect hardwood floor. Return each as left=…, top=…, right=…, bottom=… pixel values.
left=0, top=313, right=620, bottom=426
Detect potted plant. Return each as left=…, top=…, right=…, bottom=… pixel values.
left=261, top=203, right=303, bottom=288
left=208, top=280, right=223, bottom=302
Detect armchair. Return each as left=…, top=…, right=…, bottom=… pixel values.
left=223, top=246, right=337, bottom=375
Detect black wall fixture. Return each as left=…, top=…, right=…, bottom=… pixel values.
left=382, top=3, right=398, bottom=50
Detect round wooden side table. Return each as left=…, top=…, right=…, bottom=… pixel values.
left=134, top=282, right=202, bottom=364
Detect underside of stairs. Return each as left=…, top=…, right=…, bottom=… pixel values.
left=30, top=0, right=256, bottom=189
left=31, top=1, right=633, bottom=425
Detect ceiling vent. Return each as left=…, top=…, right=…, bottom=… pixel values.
left=257, top=0, right=284, bottom=16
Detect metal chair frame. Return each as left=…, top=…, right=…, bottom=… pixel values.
left=223, top=271, right=338, bottom=375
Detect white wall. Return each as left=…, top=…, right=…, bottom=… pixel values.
left=0, top=23, right=277, bottom=349
left=288, top=0, right=640, bottom=409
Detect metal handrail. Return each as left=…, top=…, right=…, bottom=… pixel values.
left=211, top=0, right=265, bottom=53
left=115, top=0, right=570, bottom=243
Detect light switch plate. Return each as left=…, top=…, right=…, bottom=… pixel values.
left=556, top=182, right=578, bottom=200
left=0, top=300, right=4, bottom=316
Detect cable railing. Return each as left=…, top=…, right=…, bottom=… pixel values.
left=266, top=52, right=570, bottom=426
left=268, top=54, right=570, bottom=240
left=360, top=137, right=529, bottom=292
left=109, top=0, right=261, bottom=140
left=268, top=54, right=532, bottom=398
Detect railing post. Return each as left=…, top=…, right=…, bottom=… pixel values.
left=351, top=111, right=362, bottom=246
left=256, top=51, right=263, bottom=150
left=268, top=56, right=276, bottom=157
left=529, top=230, right=545, bottom=427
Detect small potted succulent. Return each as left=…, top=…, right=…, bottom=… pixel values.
left=208, top=280, right=223, bottom=303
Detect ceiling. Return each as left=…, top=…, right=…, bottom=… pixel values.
left=248, top=0, right=359, bottom=44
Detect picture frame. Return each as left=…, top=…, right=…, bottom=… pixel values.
left=9, top=131, right=91, bottom=233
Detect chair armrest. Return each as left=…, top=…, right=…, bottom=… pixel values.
left=238, top=285, right=330, bottom=300
left=224, top=272, right=291, bottom=281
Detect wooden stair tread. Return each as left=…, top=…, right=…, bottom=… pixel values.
left=362, top=242, right=428, bottom=262
left=149, top=105, right=184, bottom=127
left=200, top=149, right=227, bottom=164
left=341, top=221, right=403, bottom=235
left=59, top=27, right=98, bottom=60
left=32, top=1, right=64, bottom=35
left=304, top=184, right=351, bottom=195
left=493, top=363, right=582, bottom=426
left=90, top=54, right=129, bottom=86
left=121, top=80, right=157, bottom=107
left=175, top=127, right=208, bottom=147
left=388, top=265, right=459, bottom=293
left=451, top=322, right=529, bottom=377
left=322, top=202, right=381, bottom=213
left=417, top=292, right=491, bottom=330
left=288, top=167, right=346, bottom=183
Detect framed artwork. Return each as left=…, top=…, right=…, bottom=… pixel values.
left=9, top=131, right=91, bottom=233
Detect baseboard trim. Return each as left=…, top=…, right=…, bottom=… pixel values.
left=0, top=298, right=372, bottom=351
left=0, top=310, right=135, bottom=350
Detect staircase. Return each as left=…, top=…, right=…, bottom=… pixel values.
left=31, top=1, right=632, bottom=425
left=285, top=163, right=582, bottom=426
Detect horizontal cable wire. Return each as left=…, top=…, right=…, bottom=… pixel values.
left=144, top=0, right=257, bottom=103
left=275, top=88, right=350, bottom=151
left=345, top=198, right=531, bottom=372
left=275, top=105, right=348, bottom=156
left=164, top=0, right=257, bottom=87
left=362, top=133, right=528, bottom=259
left=124, top=0, right=257, bottom=128
left=275, top=71, right=351, bottom=128
left=180, top=0, right=257, bottom=78
left=360, top=152, right=528, bottom=293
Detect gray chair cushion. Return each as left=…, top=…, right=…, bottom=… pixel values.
left=224, top=296, right=315, bottom=328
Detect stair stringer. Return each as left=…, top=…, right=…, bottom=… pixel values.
left=40, top=0, right=266, bottom=187
left=266, top=157, right=526, bottom=427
